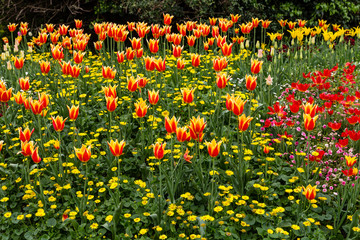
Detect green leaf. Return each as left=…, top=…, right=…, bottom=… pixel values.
left=46, top=218, right=57, bottom=227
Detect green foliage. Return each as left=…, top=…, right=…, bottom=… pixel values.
left=93, top=0, right=360, bottom=28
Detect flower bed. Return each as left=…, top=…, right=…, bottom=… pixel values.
left=0, top=16, right=360, bottom=239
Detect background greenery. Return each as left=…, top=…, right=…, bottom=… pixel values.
left=0, top=0, right=359, bottom=31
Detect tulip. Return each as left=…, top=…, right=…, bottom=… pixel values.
left=303, top=114, right=318, bottom=131
left=206, top=139, right=222, bottom=157
left=8, top=23, right=17, bottom=32
left=134, top=99, right=149, bottom=118
left=261, top=19, right=271, bottom=29
left=30, top=99, right=44, bottom=115
left=225, top=94, right=235, bottom=111
left=31, top=147, right=41, bottom=163
left=250, top=59, right=263, bottom=74
left=209, top=17, right=217, bottom=26
left=216, top=73, right=230, bottom=89
left=191, top=53, right=200, bottom=67
left=39, top=60, right=50, bottom=74
left=130, top=37, right=142, bottom=50
left=19, top=77, right=30, bottom=91
left=213, top=57, right=228, bottom=72
left=238, top=114, right=253, bottom=132
left=102, top=84, right=117, bottom=98
left=148, top=89, right=159, bottom=105
left=220, top=42, right=233, bottom=56
left=328, top=122, right=341, bottom=131
left=74, top=145, right=91, bottom=162
left=0, top=140, right=3, bottom=152
left=181, top=88, right=195, bottom=103
left=263, top=145, right=270, bottom=154
left=67, top=105, right=79, bottom=120
left=144, top=56, right=155, bottom=71
left=51, top=44, right=64, bottom=60
left=172, top=45, right=183, bottom=58
left=348, top=130, right=360, bottom=141
left=50, top=32, right=60, bottom=44
left=107, top=139, right=126, bottom=157
left=245, top=75, right=257, bottom=91
left=342, top=168, right=358, bottom=177
left=232, top=97, right=247, bottom=116
left=186, top=35, right=196, bottom=47
left=165, top=116, right=179, bottom=134
left=148, top=39, right=159, bottom=53
left=73, top=51, right=85, bottom=64
left=106, top=96, right=118, bottom=112
left=14, top=56, right=25, bottom=69
left=0, top=88, right=12, bottom=103
left=58, top=24, right=69, bottom=35
left=70, top=65, right=81, bottom=78
left=13, top=91, right=24, bottom=105
left=19, top=141, right=35, bottom=157
left=137, top=77, right=148, bottom=89
left=127, top=76, right=138, bottom=92
left=60, top=61, right=71, bottom=75
left=163, top=13, right=173, bottom=25
left=126, top=47, right=135, bottom=60
left=154, top=57, right=166, bottom=72
left=176, top=127, right=190, bottom=142
left=177, top=58, right=185, bottom=70
left=230, top=14, right=240, bottom=23
left=38, top=92, right=49, bottom=109
left=190, top=116, right=207, bottom=135
left=117, top=51, right=124, bottom=63
left=172, top=34, right=182, bottom=45
left=153, top=142, right=166, bottom=159
left=102, top=66, right=116, bottom=79
left=51, top=116, right=67, bottom=132
left=94, top=41, right=103, bottom=51
left=19, top=127, right=35, bottom=142
left=74, top=19, right=82, bottom=29
left=135, top=48, right=144, bottom=59
left=302, top=184, right=316, bottom=200
left=53, top=140, right=60, bottom=150
left=183, top=148, right=193, bottom=163
left=302, top=102, right=317, bottom=117
left=345, top=156, right=357, bottom=167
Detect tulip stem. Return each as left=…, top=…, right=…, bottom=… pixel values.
left=158, top=159, right=163, bottom=225
left=117, top=156, right=120, bottom=180
left=108, top=111, right=112, bottom=141
left=58, top=131, right=64, bottom=184
left=37, top=170, right=47, bottom=209
left=82, top=163, right=88, bottom=219
left=37, top=115, right=44, bottom=156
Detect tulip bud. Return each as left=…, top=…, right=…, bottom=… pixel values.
left=274, top=57, right=277, bottom=64
left=274, top=41, right=278, bottom=49
left=240, top=42, right=244, bottom=49
left=268, top=65, right=271, bottom=72
left=339, top=35, right=344, bottom=43
left=1, top=53, right=5, bottom=60
left=256, top=41, right=260, bottom=49
left=311, top=37, right=315, bottom=45
left=300, top=51, right=303, bottom=59
left=7, top=61, right=11, bottom=70
left=245, top=40, right=250, bottom=48
left=287, top=49, right=290, bottom=57
left=294, top=52, right=298, bottom=60
left=291, top=39, right=294, bottom=45
left=270, top=47, right=275, bottom=56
